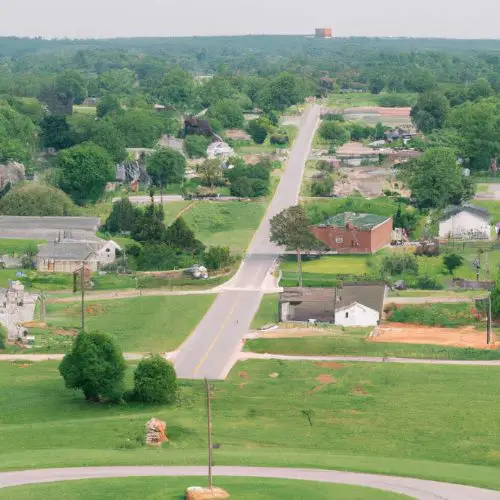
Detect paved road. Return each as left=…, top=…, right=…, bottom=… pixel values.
left=175, top=105, right=321, bottom=380
left=0, top=466, right=498, bottom=499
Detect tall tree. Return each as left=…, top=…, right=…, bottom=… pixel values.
left=147, top=148, right=186, bottom=192
left=57, top=142, right=115, bottom=205
left=40, top=116, right=75, bottom=150
left=132, top=200, right=167, bottom=243
left=165, top=217, right=204, bottom=255
left=88, top=120, right=127, bottom=163
left=104, top=197, right=138, bottom=233
left=59, top=332, right=126, bottom=403
left=270, top=205, right=323, bottom=287
left=196, top=159, right=223, bottom=188
left=96, top=94, right=122, bottom=118
left=410, top=91, right=450, bottom=133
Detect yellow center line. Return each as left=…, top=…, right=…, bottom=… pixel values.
left=193, top=296, right=240, bottom=375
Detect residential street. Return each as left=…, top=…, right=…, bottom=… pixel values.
left=1, top=466, right=498, bottom=499
left=174, top=104, right=321, bottom=379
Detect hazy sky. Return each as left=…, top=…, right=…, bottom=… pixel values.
left=1, top=0, right=499, bottom=39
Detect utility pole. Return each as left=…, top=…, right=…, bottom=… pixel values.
left=487, top=292, right=493, bottom=345
left=40, top=291, right=46, bottom=322
left=80, top=262, right=85, bottom=331
left=205, top=377, right=213, bottom=491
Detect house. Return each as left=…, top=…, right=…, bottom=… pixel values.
left=207, top=141, right=235, bottom=160
left=36, top=239, right=121, bottom=273
left=184, top=116, right=213, bottom=137
left=439, top=205, right=491, bottom=241
left=312, top=213, right=392, bottom=254
left=116, top=161, right=150, bottom=187
left=336, top=142, right=380, bottom=166
left=279, top=283, right=386, bottom=327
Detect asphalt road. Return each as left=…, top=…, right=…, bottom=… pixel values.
left=175, top=104, right=321, bottom=380
left=0, top=466, right=498, bottom=499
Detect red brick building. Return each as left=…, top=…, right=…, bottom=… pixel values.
left=312, top=213, right=392, bottom=254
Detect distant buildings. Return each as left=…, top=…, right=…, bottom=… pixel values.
left=315, top=28, right=333, bottom=39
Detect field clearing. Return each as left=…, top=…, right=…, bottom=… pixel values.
left=73, top=105, right=96, bottom=115
left=29, top=294, right=215, bottom=353
left=2, top=360, right=500, bottom=490
left=0, top=238, right=45, bottom=255
left=0, top=477, right=406, bottom=500
left=373, top=323, right=497, bottom=349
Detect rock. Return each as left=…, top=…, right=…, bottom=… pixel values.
left=185, top=486, right=230, bottom=499
left=0, top=161, right=25, bottom=191
left=145, top=418, right=167, bottom=446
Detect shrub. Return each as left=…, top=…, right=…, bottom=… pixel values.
left=105, top=198, right=138, bottom=234
left=132, top=355, right=178, bottom=404
left=443, top=253, right=464, bottom=275
left=270, top=132, right=289, bottom=145
left=204, top=246, right=233, bottom=270
left=0, top=325, right=6, bottom=349
left=389, top=303, right=478, bottom=328
left=185, top=135, right=210, bottom=158
left=381, top=253, right=419, bottom=276
left=416, top=275, right=443, bottom=290
left=311, top=177, right=332, bottom=197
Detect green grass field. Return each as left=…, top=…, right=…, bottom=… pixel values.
left=183, top=201, right=267, bottom=253
left=251, top=294, right=279, bottom=329
left=2, top=360, right=500, bottom=490
left=73, top=105, right=97, bottom=115
left=245, top=331, right=500, bottom=360
left=474, top=200, right=500, bottom=224
left=0, top=477, right=408, bottom=500
left=163, top=200, right=192, bottom=225
left=0, top=239, right=44, bottom=256
left=33, top=295, right=215, bottom=353
left=0, top=270, right=74, bottom=291
left=326, top=92, right=416, bottom=109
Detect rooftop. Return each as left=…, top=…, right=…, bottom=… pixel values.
left=37, top=241, right=96, bottom=261
left=442, top=204, right=489, bottom=221
left=318, top=212, right=390, bottom=230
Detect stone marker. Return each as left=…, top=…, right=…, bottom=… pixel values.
left=145, top=418, right=167, bottom=446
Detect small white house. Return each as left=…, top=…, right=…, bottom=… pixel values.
left=207, top=141, right=234, bottom=160
left=439, top=205, right=491, bottom=241
left=334, top=302, right=381, bottom=327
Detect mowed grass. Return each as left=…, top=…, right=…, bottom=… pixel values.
left=0, top=269, right=74, bottom=291
left=246, top=331, right=500, bottom=360
left=163, top=200, right=192, bottom=225
left=0, top=477, right=408, bottom=500
left=183, top=201, right=267, bottom=253
left=0, top=238, right=44, bottom=255
left=41, top=295, right=215, bottom=352
left=2, top=361, right=500, bottom=490
left=474, top=200, right=500, bottom=223
left=251, top=294, right=279, bottom=329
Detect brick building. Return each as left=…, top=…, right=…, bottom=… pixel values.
left=312, top=213, right=392, bottom=254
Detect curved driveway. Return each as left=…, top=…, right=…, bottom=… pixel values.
left=0, top=466, right=499, bottom=499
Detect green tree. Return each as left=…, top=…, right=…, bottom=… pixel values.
left=55, top=70, right=87, bottom=105
left=468, top=78, right=494, bottom=101
left=0, top=138, right=32, bottom=164
left=0, top=324, right=6, bottom=349
left=0, top=183, right=76, bottom=216
left=184, top=135, right=210, bottom=158
left=247, top=119, right=268, bottom=144
left=40, top=116, right=75, bottom=150
left=105, top=198, right=138, bottom=233
left=57, top=142, right=115, bottom=205
left=88, top=120, right=127, bottom=164
left=400, top=147, right=474, bottom=209
left=443, top=253, right=464, bottom=275
left=196, top=159, right=223, bottom=188
left=410, top=91, right=450, bottom=133
left=165, top=217, right=204, bottom=254
left=58, top=331, right=126, bottom=403
left=258, top=72, right=309, bottom=111
left=96, top=94, right=121, bottom=118
left=147, top=148, right=186, bottom=191
left=203, top=246, right=233, bottom=270
left=369, top=76, right=385, bottom=94
left=380, top=253, right=419, bottom=276
left=156, top=69, right=196, bottom=109
left=230, top=176, right=254, bottom=198
left=318, top=121, right=350, bottom=143
left=132, top=355, right=178, bottom=404
left=132, top=201, right=167, bottom=243
left=208, top=99, right=244, bottom=128
left=113, top=109, right=164, bottom=148
left=270, top=205, right=323, bottom=287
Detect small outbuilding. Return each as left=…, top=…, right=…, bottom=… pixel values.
left=439, top=205, right=491, bottom=241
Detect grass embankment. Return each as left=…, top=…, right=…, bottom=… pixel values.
left=326, top=92, right=416, bottom=110
left=20, top=295, right=215, bottom=353
left=1, top=361, right=500, bottom=490
left=183, top=201, right=267, bottom=253
left=0, top=239, right=45, bottom=255
left=0, top=477, right=408, bottom=500
left=251, top=294, right=279, bottom=329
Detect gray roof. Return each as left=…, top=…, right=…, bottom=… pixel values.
left=441, top=204, right=489, bottom=221
left=37, top=241, right=96, bottom=261
left=280, top=283, right=386, bottom=323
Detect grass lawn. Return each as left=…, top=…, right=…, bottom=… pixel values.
left=474, top=200, right=500, bottom=223
left=1, top=361, right=500, bottom=490
left=251, top=294, right=279, bottom=329
left=326, top=92, right=417, bottom=110
left=0, top=477, right=408, bottom=500
left=475, top=183, right=490, bottom=193
left=183, top=201, right=267, bottom=253
left=73, top=105, right=97, bottom=115
left=0, top=270, right=74, bottom=291
left=0, top=239, right=45, bottom=256
left=35, top=295, right=215, bottom=353
left=163, top=200, right=192, bottom=225
left=245, top=330, right=500, bottom=360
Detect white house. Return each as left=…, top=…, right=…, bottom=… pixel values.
left=207, top=141, right=234, bottom=160
left=439, top=205, right=491, bottom=241
left=279, top=284, right=386, bottom=327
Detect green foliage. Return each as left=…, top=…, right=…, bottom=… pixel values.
left=400, top=147, right=475, bottom=209
left=0, top=324, right=6, bottom=349
left=318, top=121, right=350, bottom=144
left=57, top=142, right=115, bottom=205
left=203, top=245, right=233, bottom=270
left=58, top=331, right=126, bottom=403
left=0, top=138, right=32, bottom=164
left=55, top=70, right=87, bottom=105
left=165, top=217, right=205, bottom=255
left=40, top=116, right=75, bottom=150
left=96, top=94, right=121, bottom=118
left=369, top=76, right=385, bottom=94
left=226, top=161, right=271, bottom=198
left=88, top=120, right=127, bottom=163
left=155, top=68, right=196, bottom=109
left=230, top=177, right=254, bottom=198
left=411, top=91, right=450, bottom=133
left=113, top=109, right=167, bottom=148
left=105, top=198, right=138, bottom=234
left=443, top=253, right=464, bottom=275
left=132, top=355, right=178, bottom=404
left=380, top=253, right=419, bottom=276
left=378, top=94, right=412, bottom=107
left=247, top=119, right=268, bottom=144
left=208, top=99, right=244, bottom=128
left=196, top=159, right=223, bottom=187
left=468, top=78, right=494, bottom=102
left=0, top=104, right=37, bottom=150
left=132, top=202, right=166, bottom=243
left=184, top=135, right=209, bottom=158
left=258, top=72, right=310, bottom=111
left=146, top=148, right=186, bottom=188
left=389, top=303, right=477, bottom=327
left=0, top=183, right=76, bottom=216
left=311, top=177, right=333, bottom=197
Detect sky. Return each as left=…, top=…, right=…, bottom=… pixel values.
left=0, top=0, right=499, bottom=39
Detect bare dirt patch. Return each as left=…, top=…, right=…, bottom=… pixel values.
left=310, top=373, right=337, bottom=393
left=352, top=384, right=368, bottom=396
left=85, top=304, right=105, bottom=316
left=54, top=329, right=78, bottom=337
left=21, top=321, right=47, bottom=328
left=372, top=323, right=498, bottom=349
left=315, top=361, right=344, bottom=370
left=238, top=370, right=249, bottom=379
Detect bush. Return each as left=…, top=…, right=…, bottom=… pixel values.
left=230, top=177, right=254, bottom=198
left=381, top=253, right=419, bottom=276
left=0, top=325, right=6, bottom=349
left=443, top=253, right=464, bottom=275
left=389, top=303, right=478, bottom=327
left=416, top=275, right=443, bottom=290
left=311, top=177, right=332, bottom=197
left=185, top=135, right=210, bottom=158
left=270, top=132, right=289, bottom=145
left=0, top=183, right=77, bottom=216
left=378, top=94, right=412, bottom=107
left=318, top=121, right=350, bottom=143
left=204, top=246, right=233, bottom=270
left=132, top=355, right=178, bottom=404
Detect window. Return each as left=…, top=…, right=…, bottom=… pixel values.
left=335, top=237, right=344, bottom=243
left=345, top=312, right=349, bottom=318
